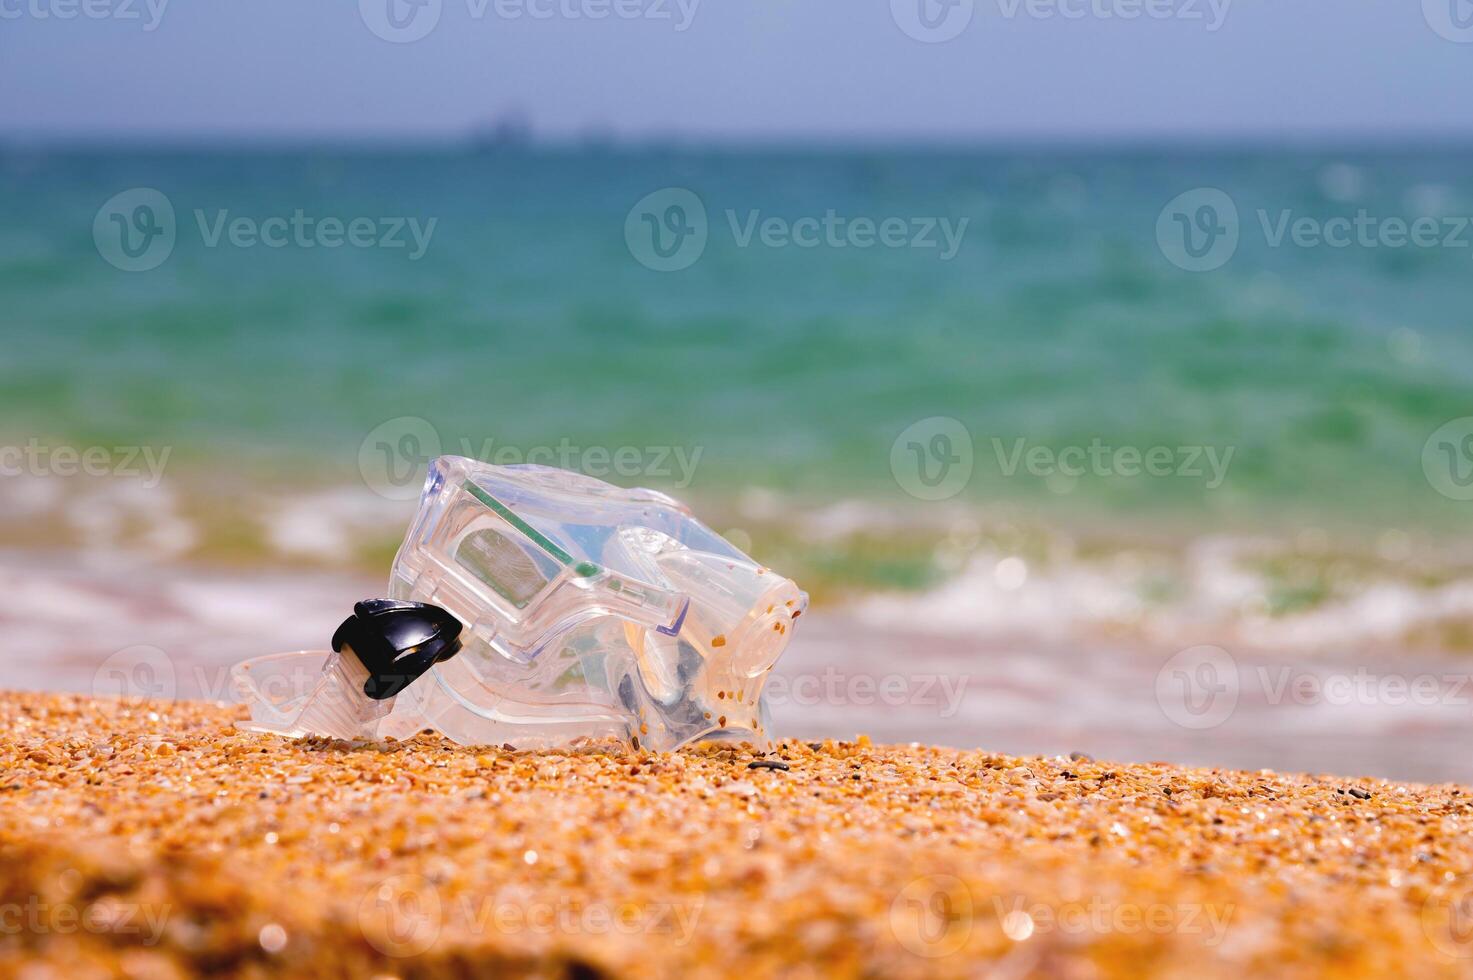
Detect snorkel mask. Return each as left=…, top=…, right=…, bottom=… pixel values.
left=234, top=456, right=808, bottom=751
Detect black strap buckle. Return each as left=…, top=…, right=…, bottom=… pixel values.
left=331, top=599, right=464, bottom=700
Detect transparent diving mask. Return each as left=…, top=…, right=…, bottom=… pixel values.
left=235, top=456, right=808, bottom=751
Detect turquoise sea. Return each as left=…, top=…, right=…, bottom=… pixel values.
left=7, top=144, right=1473, bottom=777
left=3, top=144, right=1473, bottom=595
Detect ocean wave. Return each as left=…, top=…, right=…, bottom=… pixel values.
left=6, top=465, right=1473, bottom=658
left=852, top=532, right=1473, bottom=657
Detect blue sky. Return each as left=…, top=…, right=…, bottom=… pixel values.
left=3, top=1, right=1470, bottom=140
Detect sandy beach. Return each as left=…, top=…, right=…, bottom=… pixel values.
left=2, top=691, right=1471, bottom=977
left=9, top=7, right=1473, bottom=977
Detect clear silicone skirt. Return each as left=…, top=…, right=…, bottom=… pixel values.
left=235, top=456, right=808, bottom=751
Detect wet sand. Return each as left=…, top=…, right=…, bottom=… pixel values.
left=9, top=554, right=1473, bottom=784
left=2, top=692, right=1472, bottom=977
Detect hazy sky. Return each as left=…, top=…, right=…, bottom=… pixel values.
left=3, top=1, right=1470, bottom=140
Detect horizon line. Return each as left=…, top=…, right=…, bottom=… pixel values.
left=7, top=127, right=1473, bottom=154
